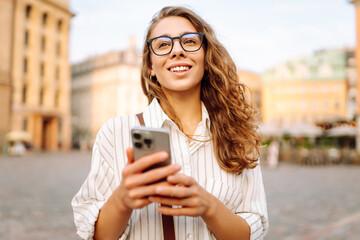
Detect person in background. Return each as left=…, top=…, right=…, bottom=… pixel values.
left=267, top=139, right=280, bottom=169
left=72, top=6, right=268, bottom=240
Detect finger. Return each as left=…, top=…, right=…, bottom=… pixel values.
left=167, top=173, right=195, bottom=187
left=123, top=151, right=168, bottom=176
left=157, top=205, right=200, bottom=217
left=131, top=151, right=169, bottom=173
left=133, top=164, right=182, bottom=187
left=149, top=196, right=194, bottom=206
left=126, top=148, right=134, bottom=164
left=131, top=198, right=152, bottom=209
left=127, top=181, right=168, bottom=199
left=154, top=184, right=192, bottom=198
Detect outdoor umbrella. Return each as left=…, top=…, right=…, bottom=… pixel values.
left=5, top=131, right=32, bottom=143
left=258, top=123, right=282, bottom=137
left=282, top=123, right=324, bottom=138
left=326, top=125, right=357, bottom=137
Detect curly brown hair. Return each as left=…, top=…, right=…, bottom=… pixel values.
left=140, top=6, right=260, bottom=174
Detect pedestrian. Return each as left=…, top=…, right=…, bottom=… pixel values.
left=267, top=139, right=280, bottom=169
left=72, top=6, right=268, bottom=240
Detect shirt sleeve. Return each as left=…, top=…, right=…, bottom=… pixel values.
left=71, top=119, right=131, bottom=240
left=236, top=161, right=269, bottom=240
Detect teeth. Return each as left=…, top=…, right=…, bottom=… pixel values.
left=170, top=66, right=190, bottom=72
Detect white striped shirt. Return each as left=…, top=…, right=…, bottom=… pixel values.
left=72, top=99, right=269, bottom=240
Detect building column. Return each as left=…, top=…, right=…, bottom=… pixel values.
left=46, top=117, right=58, bottom=151
left=32, top=114, right=43, bottom=150
left=61, top=115, right=71, bottom=151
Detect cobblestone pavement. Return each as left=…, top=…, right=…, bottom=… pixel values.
left=0, top=152, right=359, bottom=240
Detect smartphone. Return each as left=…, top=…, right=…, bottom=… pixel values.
left=131, top=126, right=172, bottom=172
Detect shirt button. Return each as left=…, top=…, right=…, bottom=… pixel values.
left=186, top=233, right=193, bottom=239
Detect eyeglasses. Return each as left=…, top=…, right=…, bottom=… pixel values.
left=147, top=32, right=205, bottom=56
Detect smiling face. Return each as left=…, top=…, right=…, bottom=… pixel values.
left=149, top=16, right=205, bottom=97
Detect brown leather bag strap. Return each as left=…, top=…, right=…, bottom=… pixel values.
left=136, top=113, right=176, bottom=240
left=136, top=113, right=145, bottom=126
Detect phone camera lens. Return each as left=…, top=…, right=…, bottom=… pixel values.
left=134, top=142, right=142, bottom=148
left=133, top=133, right=141, bottom=139
left=144, top=138, right=152, bottom=145
left=144, top=138, right=152, bottom=149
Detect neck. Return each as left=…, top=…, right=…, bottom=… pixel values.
left=162, top=88, right=202, bottom=136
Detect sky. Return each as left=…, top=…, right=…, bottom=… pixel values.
left=69, top=0, right=356, bottom=73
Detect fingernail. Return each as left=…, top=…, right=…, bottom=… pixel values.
left=160, top=152, right=168, bottom=160
left=174, top=164, right=181, bottom=170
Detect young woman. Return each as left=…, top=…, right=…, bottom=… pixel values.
left=72, top=6, right=268, bottom=240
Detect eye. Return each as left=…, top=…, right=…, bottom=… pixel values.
left=153, top=37, right=172, bottom=49
left=158, top=42, right=171, bottom=48
left=182, top=34, right=200, bottom=45
left=183, top=39, right=196, bottom=45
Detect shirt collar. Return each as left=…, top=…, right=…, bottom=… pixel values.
left=143, top=98, right=172, bottom=129
left=200, top=101, right=211, bottom=133
left=143, top=98, right=211, bottom=131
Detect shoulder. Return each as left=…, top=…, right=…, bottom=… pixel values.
left=92, top=115, right=140, bottom=167
left=95, top=115, right=139, bottom=143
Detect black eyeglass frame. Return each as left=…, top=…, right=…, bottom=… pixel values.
left=147, top=32, right=205, bottom=56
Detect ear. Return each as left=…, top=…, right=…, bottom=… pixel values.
left=150, top=69, right=156, bottom=77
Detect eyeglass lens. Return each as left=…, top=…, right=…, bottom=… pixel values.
left=151, top=33, right=202, bottom=55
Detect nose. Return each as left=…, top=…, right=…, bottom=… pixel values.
left=170, top=39, right=185, bottom=58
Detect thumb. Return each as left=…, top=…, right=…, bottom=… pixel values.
left=126, top=148, right=134, bottom=164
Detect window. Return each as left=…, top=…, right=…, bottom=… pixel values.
left=42, top=13, right=48, bottom=27
left=41, top=36, right=46, bottom=51
left=24, top=58, right=28, bottom=74
left=23, top=118, right=28, bottom=131
left=57, top=20, right=62, bottom=32
left=25, top=31, right=29, bottom=46
left=39, top=88, right=44, bottom=105
left=323, top=101, right=328, bottom=109
left=25, top=5, right=31, bottom=19
left=56, top=42, right=61, bottom=56
left=300, top=101, right=307, bottom=110
left=22, top=85, right=27, bottom=103
left=321, top=85, right=328, bottom=93
left=312, top=85, right=317, bottom=93
left=333, top=84, right=340, bottom=92
left=301, top=115, right=307, bottom=123
left=55, top=90, right=60, bottom=107
left=40, top=63, right=44, bottom=77
left=312, top=101, right=318, bottom=110
left=56, top=66, right=60, bottom=80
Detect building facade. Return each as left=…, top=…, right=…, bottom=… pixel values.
left=71, top=40, right=147, bottom=149
left=261, top=48, right=355, bottom=127
left=0, top=0, right=73, bottom=151
left=350, top=0, right=360, bottom=152
left=238, top=69, right=262, bottom=109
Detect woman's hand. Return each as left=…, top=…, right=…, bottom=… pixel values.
left=112, top=148, right=182, bottom=213
left=148, top=173, right=217, bottom=219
